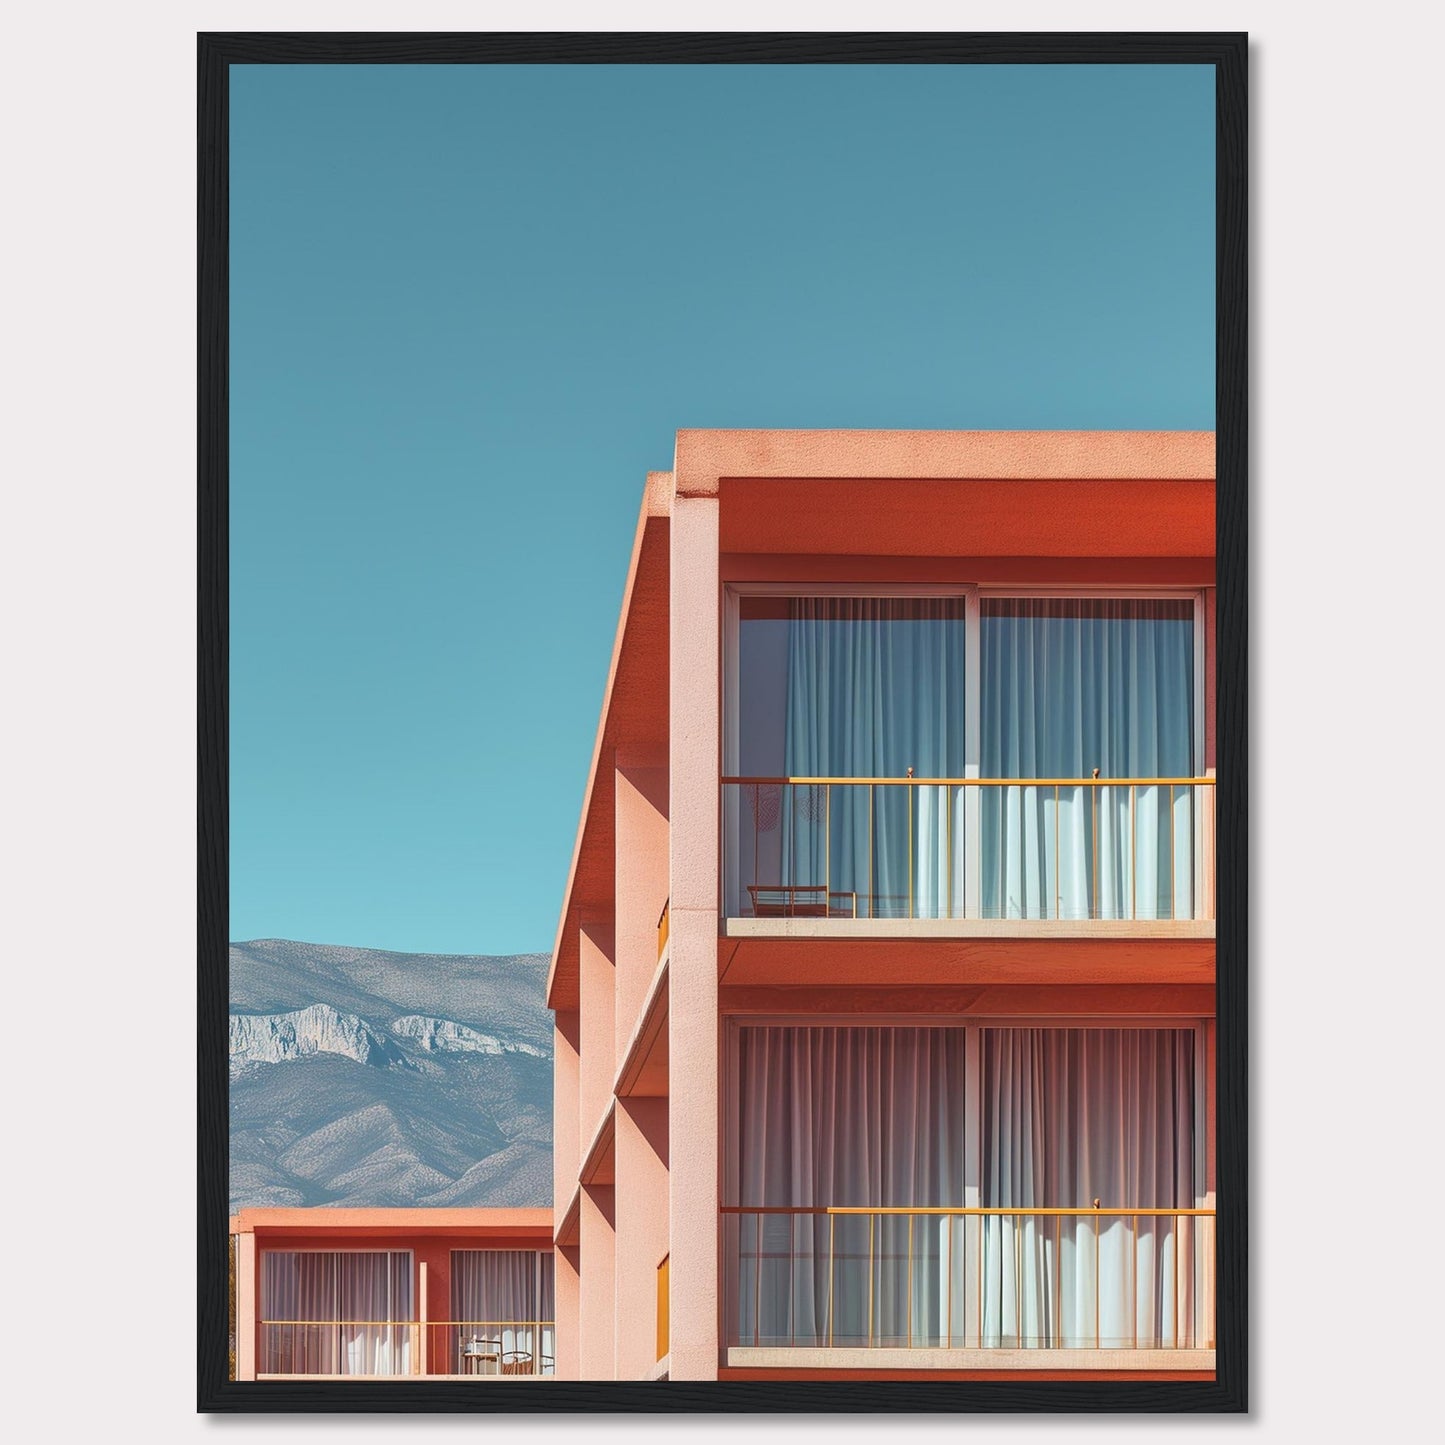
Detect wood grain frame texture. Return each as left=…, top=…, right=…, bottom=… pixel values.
left=198, top=30, right=1247, bottom=1414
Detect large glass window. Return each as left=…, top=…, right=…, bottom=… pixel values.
left=725, top=1022, right=1205, bottom=1352
left=979, top=1027, right=1198, bottom=1347
left=449, top=1250, right=556, bottom=1375
left=727, top=591, right=1203, bottom=921
left=260, top=1249, right=412, bottom=1376
left=980, top=598, right=1196, bottom=919
left=731, top=1025, right=968, bottom=1347
left=735, top=596, right=968, bottom=919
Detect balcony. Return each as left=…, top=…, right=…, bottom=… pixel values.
left=722, top=774, right=1214, bottom=931
left=723, top=1205, right=1214, bottom=1369
left=257, top=1319, right=556, bottom=1379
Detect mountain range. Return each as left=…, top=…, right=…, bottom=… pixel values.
left=229, top=939, right=553, bottom=1214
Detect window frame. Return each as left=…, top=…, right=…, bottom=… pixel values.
left=721, top=1014, right=1211, bottom=1354
left=721, top=582, right=1207, bottom=921
left=257, top=1246, right=415, bottom=1377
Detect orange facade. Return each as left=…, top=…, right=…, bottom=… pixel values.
left=547, top=430, right=1217, bottom=1383
left=230, top=1208, right=554, bottom=1380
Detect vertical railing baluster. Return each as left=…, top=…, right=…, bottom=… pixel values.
left=753, top=784, right=758, bottom=916
left=1175, top=1210, right=1182, bottom=1349
left=978, top=1209, right=984, bottom=1349
left=1130, top=784, right=1137, bottom=920
left=754, top=1212, right=761, bottom=1347
left=790, top=1212, right=796, bottom=1348
left=1092, top=782, right=1099, bottom=919
left=947, top=784, right=954, bottom=918
left=1054, top=784, right=1061, bottom=919
left=908, top=782, right=914, bottom=919
left=906, top=1213, right=914, bottom=1348
left=1170, top=784, right=1177, bottom=920
left=795, top=783, right=802, bottom=916
left=1015, top=1211, right=1022, bottom=1346
left=1133, top=1213, right=1138, bottom=1350
left=1054, top=1212, right=1062, bottom=1348
left=1000, top=787, right=1007, bottom=920
left=827, top=1213, right=836, bottom=1348
left=1095, top=1201, right=1101, bottom=1348
left=825, top=785, right=831, bottom=915
left=946, top=1211, right=953, bottom=1348
left=868, top=784, right=874, bottom=918
left=868, top=1212, right=875, bottom=1349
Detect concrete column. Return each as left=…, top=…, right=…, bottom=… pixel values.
left=579, top=920, right=615, bottom=1148
left=553, top=1010, right=581, bottom=1211
left=555, top=1243, right=581, bottom=1381
left=417, top=1257, right=429, bottom=1375
left=615, top=749, right=669, bottom=1073
left=234, top=1230, right=256, bottom=1380
left=579, top=1185, right=616, bottom=1379
left=668, top=490, right=720, bottom=1380
left=614, top=1097, right=670, bottom=1379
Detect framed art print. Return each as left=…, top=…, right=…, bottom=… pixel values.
left=199, top=31, right=1247, bottom=1413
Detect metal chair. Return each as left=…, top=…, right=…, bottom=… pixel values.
left=500, top=1349, right=533, bottom=1376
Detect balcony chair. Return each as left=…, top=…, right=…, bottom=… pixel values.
left=500, top=1349, right=533, bottom=1376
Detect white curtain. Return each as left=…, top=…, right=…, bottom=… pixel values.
left=980, top=598, right=1195, bottom=919
left=450, top=1250, right=555, bottom=1374
left=981, top=1028, right=1197, bottom=1348
left=782, top=598, right=967, bottom=918
left=732, top=1025, right=967, bottom=1347
left=260, top=1250, right=412, bottom=1375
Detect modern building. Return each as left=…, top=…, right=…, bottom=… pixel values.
left=230, top=1208, right=555, bottom=1379
left=546, top=429, right=1218, bottom=1383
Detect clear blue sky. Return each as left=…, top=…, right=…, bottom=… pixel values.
left=230, top=63, right=1214, bottom=956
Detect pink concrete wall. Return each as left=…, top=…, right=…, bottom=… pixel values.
left=578, top=921, right=615, bottom=1154
left=555, top=1243, right=581, bottom=1380
left=553, top=1010, right=580, bottom=1212
left=235, top=1229, right=256, bottom=1380
left=578, top=1185, right=616, bottom=1378
left=614, top=1097, right=670, bottom=1379
left=614, top=749, right=669, bottom=1074
left=667, top=489, right=721, bottom=1380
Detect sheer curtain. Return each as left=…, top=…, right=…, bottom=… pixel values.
left=980, top=598, right=1196, bottom=919
left=450, top=1250, right=554, bottom=1374
left=980, top=1028, right=1197, bottom=1348
left=260, top=1250, right=412, bottom=1375
left=783, top=598, right=967, bottom=918
left=731, top=1025, right=967, bottom=1347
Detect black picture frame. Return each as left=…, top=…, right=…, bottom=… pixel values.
left=199, top=30, right=1247, bottom=1413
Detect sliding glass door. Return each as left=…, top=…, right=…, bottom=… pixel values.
left=726, top=589, right=1203, bottom=921
left=449, top=1250, right=556, bottom=1374
left=734, top=596, right=968, bottom=920
left=725, top=1021, right=1205, bottom=1353
left=260, top=1249, right=413, bottom=1375
left=979, top=1027, right=1198, bottom=1347
left=729, top=1024, right=968, bottom=1347
left=980, top=598, right=1196, bottom=920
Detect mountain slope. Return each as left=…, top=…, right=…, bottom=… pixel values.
left=229, top=940, right=553, bottom=1213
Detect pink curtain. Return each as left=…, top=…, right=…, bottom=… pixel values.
left=732, top=1025, right=967, bottom=1346
left=260, top=1250, right=412, bottom=1375
left=981, top=1027, right=1197, bottom=1347
left=450, top=1251, right=555, bottom=1374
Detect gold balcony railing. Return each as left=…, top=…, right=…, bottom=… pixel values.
left=722, top=776, right=1215, bottom=923
left=657, top=1254, right=670, bottom=1361
left=722, top=1205, right=1214, bottom=1352
left=258, top=1319, right=556, bottom=1377
left=658, top=898, right=670, bottom=960
left=433, top=1319, right=556, bottom=1376
left=258, top=1319, right=418, bottom=1376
